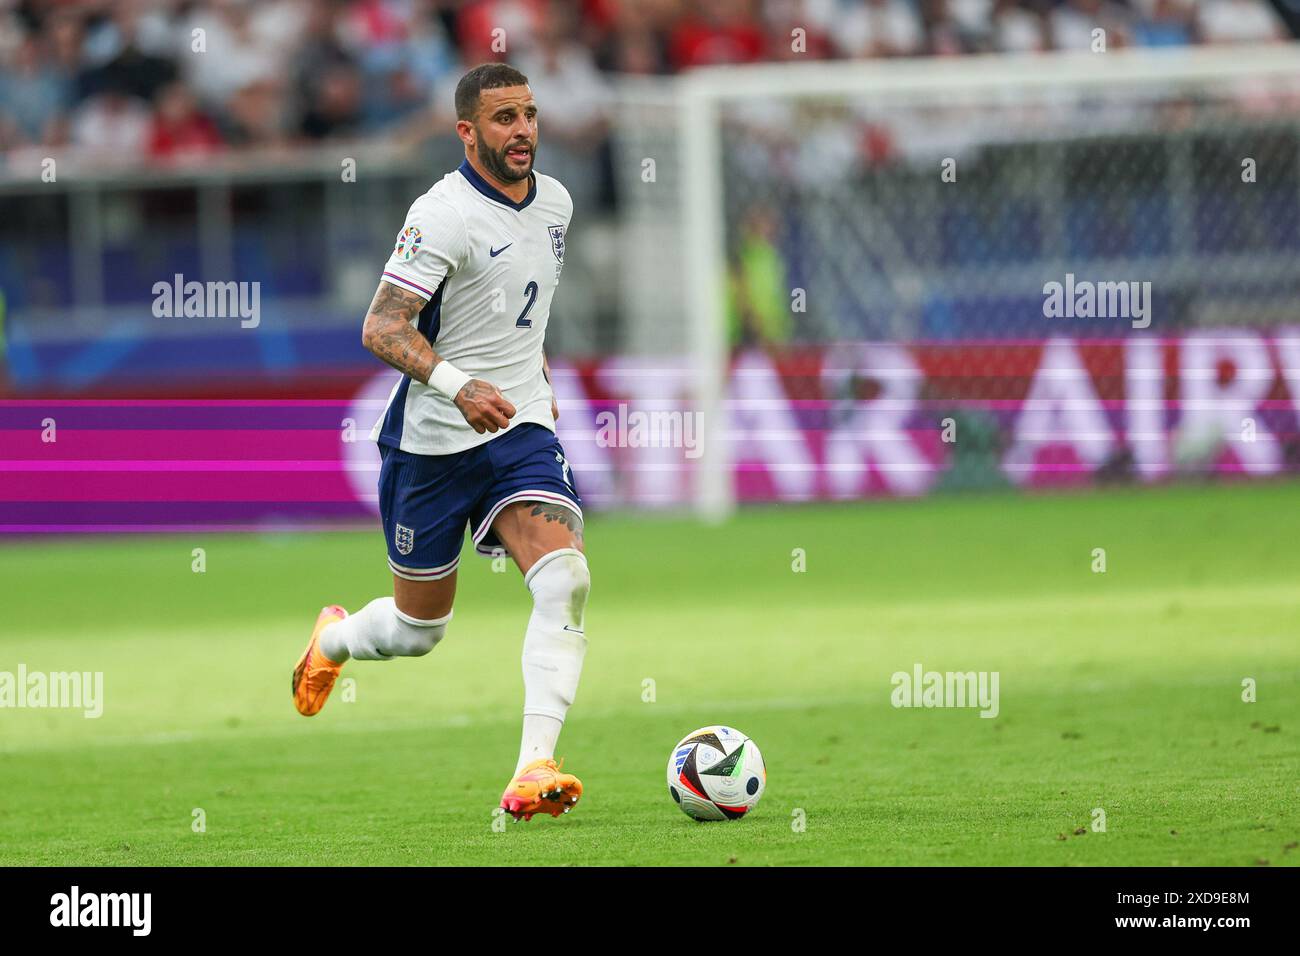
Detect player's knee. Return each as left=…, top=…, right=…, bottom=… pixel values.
left=527, top=549, right=590, bottom=622
left=389, top=607, right=452, bottom=657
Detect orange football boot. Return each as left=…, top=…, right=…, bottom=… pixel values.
left=292, top=605, right=348, bottom=716
left=499, top=757, right=583, bottom=821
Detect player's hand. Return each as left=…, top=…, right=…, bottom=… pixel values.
left=454, top=379, right=516, bottom=434
left=551, top=393, right=559, bottom=421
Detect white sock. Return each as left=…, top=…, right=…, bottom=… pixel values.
left=515, top=715, right=564, bottom=775
left=516, top=548, right=590, bottom=772
left=320, top=597, right=451, bottom=662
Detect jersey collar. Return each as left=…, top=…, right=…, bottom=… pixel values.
left=458, top=158, right=536, bottom=211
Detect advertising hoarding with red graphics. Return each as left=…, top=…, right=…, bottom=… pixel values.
left=4, top=333, right=1298, bottom=532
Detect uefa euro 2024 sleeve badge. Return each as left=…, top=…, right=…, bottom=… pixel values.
left=395, top=226, right=422, bottom=262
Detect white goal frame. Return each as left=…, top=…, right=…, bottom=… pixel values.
left=675, top=43, right=1300, bottom=522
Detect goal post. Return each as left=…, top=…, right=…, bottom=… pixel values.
left=678, top=85, right=730, bottom=523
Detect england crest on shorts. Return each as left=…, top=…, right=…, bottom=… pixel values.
left=395, top=524, right=415, bottom=556
left=547, top=224, right=565, bottom=263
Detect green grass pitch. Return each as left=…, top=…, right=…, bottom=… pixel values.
left=1, top=482, right=1297, bottom=866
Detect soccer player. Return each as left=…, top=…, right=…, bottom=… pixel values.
left=291, top=64, right=589, bottom=822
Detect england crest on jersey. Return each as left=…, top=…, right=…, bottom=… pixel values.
left=395, top=524, right=415, bottom=556
left=548, top=224, right=565, bottom=263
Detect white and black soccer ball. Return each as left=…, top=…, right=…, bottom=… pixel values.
left=666, top=725, right=766, bottom=821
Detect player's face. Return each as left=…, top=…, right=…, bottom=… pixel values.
left=472, top=86, right=539, bottom=184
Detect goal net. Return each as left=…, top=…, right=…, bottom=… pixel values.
left=608, top=45, right=1300, bottom=520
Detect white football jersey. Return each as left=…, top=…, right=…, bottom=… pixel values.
left=370, top=159, right=571, bottom=454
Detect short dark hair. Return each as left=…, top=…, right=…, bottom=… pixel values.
left=455, top=63, right=530, bottom=121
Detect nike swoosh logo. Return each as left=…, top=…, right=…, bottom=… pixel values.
left=562, top=625, right=585, bottom=634
left=490, top=243, right=512, bottom=257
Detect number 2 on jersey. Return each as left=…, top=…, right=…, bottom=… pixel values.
left=515, top=281, right=538, bottom=328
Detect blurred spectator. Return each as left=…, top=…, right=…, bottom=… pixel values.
left=0, top=0, right=1294, bottom=173
left=595, top=0, right=669, bottom=73
left=1133, top=0, right=1197, bottom=48
left=81, top=0, right=176, bottom=67
left=518, top=4, right=613, bottom=207
left=46, top=8, right=89, bottom=79
left=251, top=0, right=313, bottom=57
left=299, top=62, right=363, bottom=139
left=1051, top=0, right=1134, bottom=51
left=79, top=0, right=178, bottom=102
left=71, top=88, right=152, bottom=161
left=761, top=0, right=835, bottom=61
left=148, top=81, right=224, bottom=160
left=177, top=0, right=281, bottom=106
left=291, top=0, right=359, bottom=136
left=224, top=78, right=288, bottom=147
left=347, top=0, right=460, bottom=128
left=517, top=6, right=609, bottom=145
left=992, top=0, right=1048, bottom=52
left=456, top=0, right=546, bottom=64
left=1197, top=0, right=1286, bottom=43
left=0, top=34, right=71, bottom=145
left=668, top=0, right=766, bottom=69
left=920, top=0, right=980, bottom=54
left=834, top=0, right=926, bottom=58
left=948, top=0, right=994, bottom=45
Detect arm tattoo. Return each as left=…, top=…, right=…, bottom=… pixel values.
left=362, top=281, right=438, bottom=383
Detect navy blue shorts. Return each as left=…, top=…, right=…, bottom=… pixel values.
left=377, top=423, right=582, bottom=581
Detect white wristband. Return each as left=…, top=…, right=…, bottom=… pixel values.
left=429, top=360, right=472, bottom=401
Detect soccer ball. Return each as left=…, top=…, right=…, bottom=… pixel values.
left=666, top=725, right=766, bottom=821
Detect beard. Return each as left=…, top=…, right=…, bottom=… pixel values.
left=476, top=132, right=535, bottom=183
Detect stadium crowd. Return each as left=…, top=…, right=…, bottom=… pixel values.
left=0, top=0, right=1290, bottom=165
